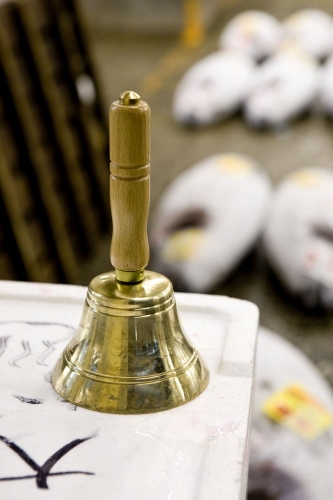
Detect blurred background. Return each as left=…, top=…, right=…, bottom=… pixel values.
left=1, top=0, right=333, bottom=388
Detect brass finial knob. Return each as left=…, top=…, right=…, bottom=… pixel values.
left=119, top=90, right=141, bottom=106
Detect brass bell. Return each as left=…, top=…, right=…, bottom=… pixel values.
left=52, top=91, right=209, bottom=414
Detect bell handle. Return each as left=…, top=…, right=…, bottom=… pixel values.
left=109, top=92, right=150, bottom=281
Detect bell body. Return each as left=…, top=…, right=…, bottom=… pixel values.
left=52, top=271, right=209, bottom=414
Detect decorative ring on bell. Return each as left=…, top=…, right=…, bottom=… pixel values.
left=63, top=350, right=199, bottom=385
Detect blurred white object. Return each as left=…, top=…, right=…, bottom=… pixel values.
left=173, top=51, right=255, bottom=127
left=283, top=9, right=333, bottom=60
left=263, top=168, right=333, bottom=309
left=219, top=10, right=283, bottom=61
left=250, top=327, right=333, bottom=499
left=150, top=153, right=271, bottom=292
left=75, top=74, right=96, bottom=105
left=320, top=55, right=333, bottom=117
left=244, top=50, right=318, bottom=128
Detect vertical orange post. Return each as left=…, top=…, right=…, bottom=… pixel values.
left=182, top=0, right=205, bottom=48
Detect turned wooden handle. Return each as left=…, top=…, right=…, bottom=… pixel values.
left=109, top=92, right=150, bottom=274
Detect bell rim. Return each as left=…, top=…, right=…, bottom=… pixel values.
left=63, top=349, right=200, bottom=385
left=52, top=353, right=209, bottom=415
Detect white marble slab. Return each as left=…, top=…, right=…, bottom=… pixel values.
left=0, top=280, right=258, bottom=500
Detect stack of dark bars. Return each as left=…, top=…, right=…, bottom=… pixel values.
left=0, top=0, right=109, bottom=283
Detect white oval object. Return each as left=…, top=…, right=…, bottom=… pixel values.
left=150, top=153, right=271, bottom=292
left=244, top=50, right=318, bottom=128
left=75, top=74, right=96, bottom=105
left=173, top=51, right=255, bottom=127
left=282, top=9, right=333, bottom=60
left=219, top=10, right=283, bottom=61
left=263, top=168, right=333, bottom=308
left=250, top=327, right=333, bottom=499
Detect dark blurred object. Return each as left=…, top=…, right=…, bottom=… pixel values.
left=0, top=195, right=26, bottom=281
left=0, top=0, right=109, bottom=283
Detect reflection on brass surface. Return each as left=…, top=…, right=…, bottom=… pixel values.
left=52, top=271, right=209, bottom=414
left=115, top=268, right=144, bottom=283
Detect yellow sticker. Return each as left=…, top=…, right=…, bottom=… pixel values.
left=262, top=383, right=333, bottom=440
left=277, top=42, right=314, bottom=64
left=162, top=228, right=205, bottom=262
left=239, top=15, right=258, bottom=36
left=217, top=154, right=253, bottom=176
left=289, top=169, right=321, bottom=187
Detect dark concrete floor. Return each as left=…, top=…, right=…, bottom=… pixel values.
left=77, top=0, right=333, bottom=385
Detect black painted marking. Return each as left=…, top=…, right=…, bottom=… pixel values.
left=0, top=321, right=75, bottom=329
left=36, top=331, right=74, bottom=366
left=9, top=340, right=31, bottom=367
left=44, top=371, right=52, bottom=383
left=0, top=321, right=75, bottom=367
left=0, top=471, right=94, bottom=481
left=14, top=395, right=43, bottom=405
left=0, top=434, right=95, bottom=489
left=0, top=336, right=10, bottom=358
left=59, top=398, right=77, bottom=411
left=37, top=340, right=55, bottom=366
